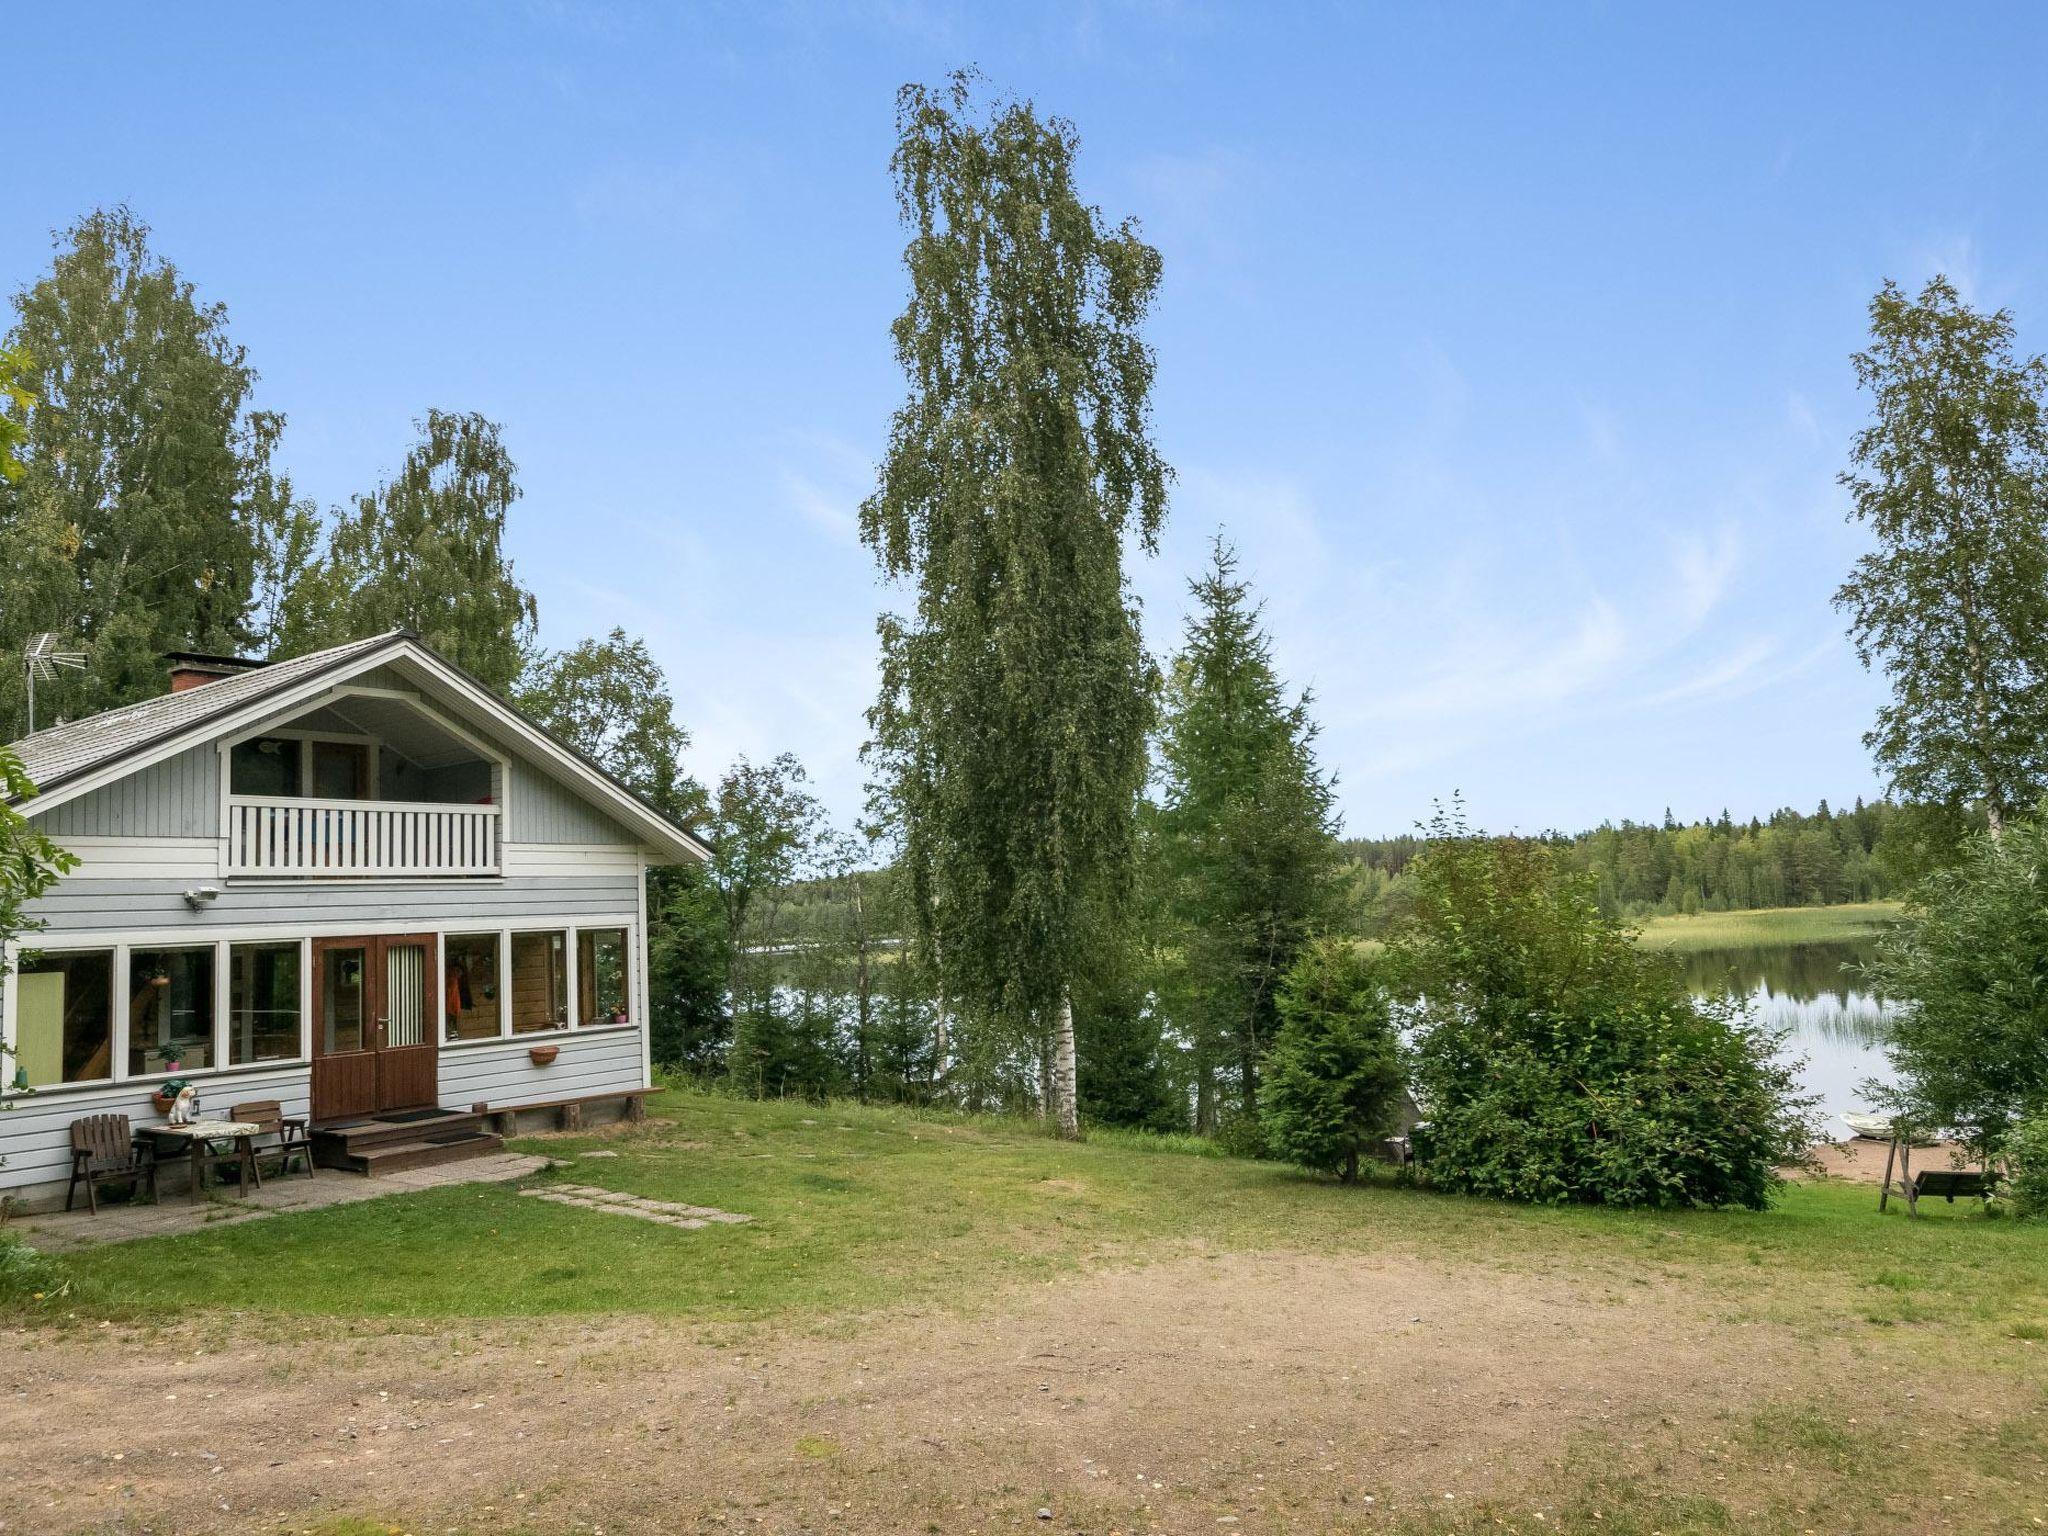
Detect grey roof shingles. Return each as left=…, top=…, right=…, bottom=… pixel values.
left=5, top=631, right=401, bottom=796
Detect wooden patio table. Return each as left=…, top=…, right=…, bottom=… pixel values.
left=136, top=1120, right=264, bottom=1206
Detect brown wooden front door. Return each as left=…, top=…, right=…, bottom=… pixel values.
left=311, top=934, right=438, bottom=1122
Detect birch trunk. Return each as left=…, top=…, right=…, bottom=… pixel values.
left=1052, top=989, right=1081, bottom=1139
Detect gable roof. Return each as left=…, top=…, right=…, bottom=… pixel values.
left=4, top=630, right=711, bottom=865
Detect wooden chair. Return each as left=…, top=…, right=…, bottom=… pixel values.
left=66, top=1114, right=158, bottom=1214
left=229, top=1099, right=315, bottom=1181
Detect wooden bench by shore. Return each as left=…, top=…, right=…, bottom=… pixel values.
left=482, top=1088, right=651, bottom=1137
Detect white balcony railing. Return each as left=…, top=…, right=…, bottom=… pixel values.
left=227, top=796, right=501, bottom=878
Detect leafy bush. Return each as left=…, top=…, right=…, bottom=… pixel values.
left=1257, top=939, right=1406, bottom=1182
left=2006, top=1113, right=2048, bottom=1219
left=1865, top=815, right=2048, bottom=1158
left=1390, top=813, right=1815, bottom=1209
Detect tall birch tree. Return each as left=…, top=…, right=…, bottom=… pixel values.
left=1835, top=276, right=2048, bottom=840
left=861, top=73, right=1168, bottom=1138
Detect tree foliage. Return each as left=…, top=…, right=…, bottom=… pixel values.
left=517, top=628, right=702, bottom=821
left=1343, top=796, right=1920, bottom=929
left=1835, top=276, right=2048, bottom=838
left=1149, top=536, right=1341, bottom=1125
left=1865, top=813, right=2048, bottom=1158
left=288, top=409, right=536, bottom=689
left=861, top=72, right=1167, bottom=1137
left=1391, top=809, right=1814, bottom=1209
left=0, top=208, right=278, bottom=733
left=1257, top=940, right=1405, bottom=1183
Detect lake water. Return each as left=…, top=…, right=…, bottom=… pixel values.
left=1676, top=938, right=1895, bottom=1136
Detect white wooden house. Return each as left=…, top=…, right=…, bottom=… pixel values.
left=0, top=630, right=709, bottom=1207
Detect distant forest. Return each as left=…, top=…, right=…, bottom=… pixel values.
left=1341, top=797, right=1960, bottom=928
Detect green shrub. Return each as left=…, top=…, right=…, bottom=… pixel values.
left=1866, top=816, right=2048, bottom=1158
left=1257, top=939, right=1406, bottom=1182
left=1391, top=813, right=1816, bottom=1209
left=2007, top=1113, right=2048, bottom=1219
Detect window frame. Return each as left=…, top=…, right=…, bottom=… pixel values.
left=9, top=947, right=117, bottom=1090
left=3, top=920, right=639, bottom=1094
left=227, top=939, right=304, bottom=1068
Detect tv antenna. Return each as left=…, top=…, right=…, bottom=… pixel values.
left=23, top=632, right=86, bottom=733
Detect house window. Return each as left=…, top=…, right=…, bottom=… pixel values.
left=578, top=928, right=629, bottom=1025
left=229, top=943, right=300, bottom=1065
left=14, top=950, right=113, bottom=1087
left=510, top=930, right=567, bottom=1034
left=444, top=933, right=503, bottom=1041
left=128, top=947, right=216, bottom=1076
left=230, top=736, right=301, bottom=797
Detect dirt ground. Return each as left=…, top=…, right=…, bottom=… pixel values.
left=2, top=1247, right=2019, bottom=1536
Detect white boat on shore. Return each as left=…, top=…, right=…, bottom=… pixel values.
left=1841, top=1111, right=1896, bottom=1141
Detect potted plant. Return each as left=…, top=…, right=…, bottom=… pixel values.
left=528, top=1044, right=560, bottom=1067
left=151, top=1072, right=189, bottom=1114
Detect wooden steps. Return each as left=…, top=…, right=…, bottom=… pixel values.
left=312, top=1110, right=504, bottom=1176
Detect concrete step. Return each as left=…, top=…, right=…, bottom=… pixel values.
left=346, top=1131, right=505, bottom=1177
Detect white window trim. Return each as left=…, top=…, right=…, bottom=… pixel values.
left=2, top=918, right=639, bottom=1100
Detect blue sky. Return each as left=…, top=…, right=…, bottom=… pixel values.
left=11, top=3, right=2046, bottom=838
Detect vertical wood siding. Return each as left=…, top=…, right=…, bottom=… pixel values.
left=503, top=758, right=638, bottom=845
left=36, top=745, right=221, bottom=840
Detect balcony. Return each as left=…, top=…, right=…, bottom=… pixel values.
left=227, top=797, right=501, bottom=878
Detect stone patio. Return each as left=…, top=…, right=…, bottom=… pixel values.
left=5, top=1152, right=553, bottom=1252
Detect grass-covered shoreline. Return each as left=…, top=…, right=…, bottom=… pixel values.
left=1632, top=901, right=1902, bottom=953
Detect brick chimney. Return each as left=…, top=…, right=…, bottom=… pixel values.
left=164, top=650, right=268, bottom=692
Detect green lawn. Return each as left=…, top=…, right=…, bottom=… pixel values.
left=1632, top=900, right=1903, bottom=952
left=20, top=1088, right=2048, bottom=1535
left=41, top=1084, right=2047, bottom=1340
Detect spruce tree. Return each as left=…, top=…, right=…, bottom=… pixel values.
left=861, top=74, right=1167, bottom=1138
left=1150, top=536, right=1341, bottom=1128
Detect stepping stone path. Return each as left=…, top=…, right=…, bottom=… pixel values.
left=519, top=1183, right=751, bottom=1230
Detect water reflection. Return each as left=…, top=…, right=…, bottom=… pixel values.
left=1671, top=938, right=1896, bottom=1132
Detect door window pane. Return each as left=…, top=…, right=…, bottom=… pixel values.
left=577, top=928, right=629, bottom=1025
left=229, top=943, right=300, bottom=1065
left=322, top=946, right=367, bottom=1053
left=511, top=930, right=567, bottom=1034
left=230, top=736, right=301, bottom=797
left=128, top=948, right=216, bottom=1076
left=15, top=950, right=113, bottom=1086
left=386, top=942, right=428, bottom=1048
left=444, top=933, right=502, bottom=1041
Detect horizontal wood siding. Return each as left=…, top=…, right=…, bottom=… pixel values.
left=504, top=758, right=639, bottom=846
left=0, top=1062, right=312, bottom=1197
left=437, top=1026, right=647, bottom=1112
left=35, top=744, right=220, bottom=840
left=23, top=872, right=640, bottom=936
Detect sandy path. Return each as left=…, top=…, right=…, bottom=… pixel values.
left=0, top=1248, right=1974, bottom=1534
